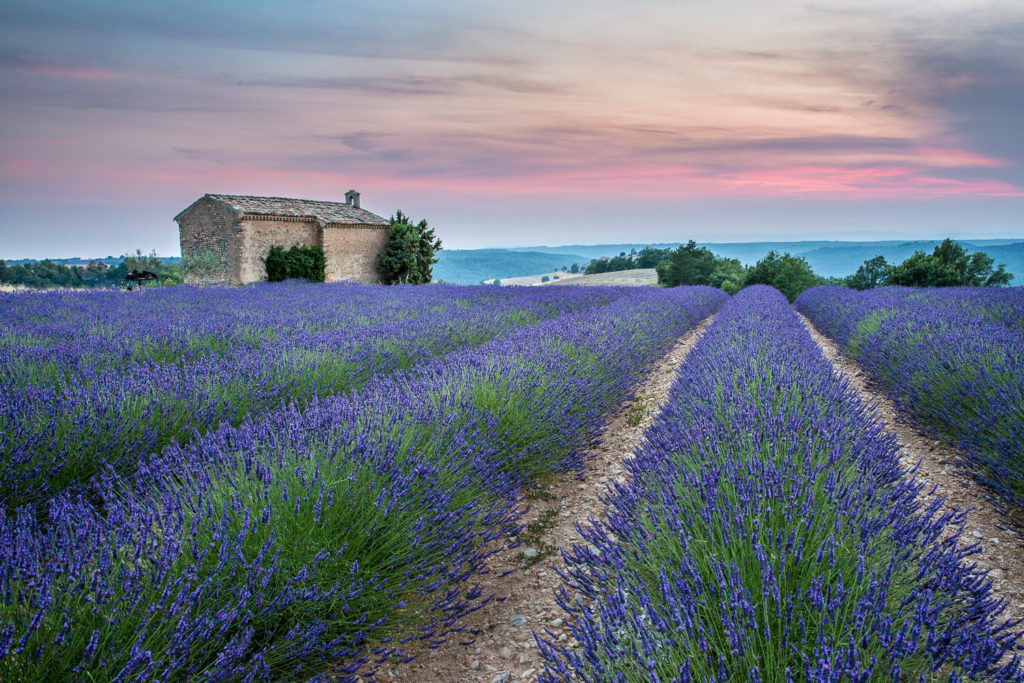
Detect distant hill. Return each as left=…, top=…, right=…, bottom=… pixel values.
left=433, top=249, right=587, bottom=285
left=510, top=243, right=682, bottom=260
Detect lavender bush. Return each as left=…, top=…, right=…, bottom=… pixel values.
left=1, top=282, right=624, bottom=512
left=796, top=285, right=1024, bottom=524
left=0, top=286, right=726, bottom=681
left=540, top=286, right=1021, bottom=682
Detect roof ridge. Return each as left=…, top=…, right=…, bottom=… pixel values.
left=209, top=193, right=352, bottom=203
left=188, top=193, right=388, bottom=225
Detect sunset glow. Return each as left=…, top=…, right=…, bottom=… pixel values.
left=1, top=0, right=1022, bottom=256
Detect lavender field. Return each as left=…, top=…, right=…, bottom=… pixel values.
left=797, top=286, right=1024, bottom=525
left=0, top=282, right=726, bottom=680
left=540, top=286, right=1023, bottom=681
left=2, top=282, right=1022, bottom=682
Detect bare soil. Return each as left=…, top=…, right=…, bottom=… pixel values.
left=799, top=313, right=1024, bottom=656
left=376, top=315, right=715, bottom=683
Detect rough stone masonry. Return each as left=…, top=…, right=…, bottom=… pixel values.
left=175, top=190, right=389, bottom=285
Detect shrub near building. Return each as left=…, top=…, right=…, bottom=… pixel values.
left=263, top=244, right=327, bottom=282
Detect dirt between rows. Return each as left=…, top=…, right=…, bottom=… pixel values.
left=375, top=315, right=716, bottom=683
left=367, top=313, right=1022, bottom=682
left=800, top=313, right=1024, bottom=663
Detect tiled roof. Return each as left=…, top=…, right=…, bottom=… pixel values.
left=179, top=194, right=388, bottom=225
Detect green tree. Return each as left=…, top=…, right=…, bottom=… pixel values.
left=378, top=210, right=442, bottom=284
left=541, top=275, right=550, bottom=283
left=570, top=263, right=579, bottom=274
left=708, top=257, right=747, bottom=294
left=744, top=251, right=819, bottom=302
left=656, top=241, right=717, bottom=287
left=845, top=255, right=890, bottom=290
left=585, top=250, right=637, bottom=274
left=887, top=238, right=1012, bottom=287
left=122, top=249, right=164, bottom=273
left=635, top=246, right=672, bottom=269
left=82, top=260, right=108, bottom=285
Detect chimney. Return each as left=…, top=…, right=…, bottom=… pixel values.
left=345, top=189, right=360, bottom=208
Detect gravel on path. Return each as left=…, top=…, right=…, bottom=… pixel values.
left=378, top=315, right=716, bottom=683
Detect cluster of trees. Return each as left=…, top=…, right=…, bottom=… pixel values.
left=845, top=239, right=1012, bottom=290
left=584, top=247, right=670, bottom=275
left=580, top=242, right=816, bottom=300
left=0, top=250, right=183, bottom=289
left=654, top=242, right=748, bottom=293
left=578, top=238, right=1012, bottom=300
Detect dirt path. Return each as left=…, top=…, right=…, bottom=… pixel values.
left=799, top=313, right=1024, bottom=641
left=379, top=315, right=715, bottom=683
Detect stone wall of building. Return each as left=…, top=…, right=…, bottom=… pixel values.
left=177, top=197, right=239, bottom=284
left=322, top=224, right=388, bottom=283
left=238, top=218, right=320, bottom=284
left=178, top=200, right=389, bottom=285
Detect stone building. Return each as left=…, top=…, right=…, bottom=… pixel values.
left=174, top=190, right=389, bottom=284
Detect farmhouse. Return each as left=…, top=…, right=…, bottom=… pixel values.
left=175, top=191, right=389, bottom=285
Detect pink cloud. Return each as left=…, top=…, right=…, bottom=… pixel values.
left=17, top=64, right=120, bottom=81
left=912, top=146, right=1007, bottom=168
left=347, top=163, right=1024, bottom=200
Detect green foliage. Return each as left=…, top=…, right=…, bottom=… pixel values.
left=541, top=275, right=550, bottom=283
left=845, top=255, right=891, bottom=290
left=708, top=257, right=747, bottom=294
left=263, top=244, right=326, bottom=283
left=0, top=259, right=86, bottom=288
left=570, top=263, right=580, bottom=273
left=106, top=250, right=181, bottom=287
left=656, top=241, right=715, bottom=287
left=887, top=238, right=1012, bottom=287
left=0, top=250, right=182, bottom=289
left=635, top=246, right=673, bottom=268
left=743, top=251, right=818, bottom=302
left=378, top=210, right=442, bottom=285
left=585, top=250, right=637, bottom=274
left=181, top=247, right=220, bottom=282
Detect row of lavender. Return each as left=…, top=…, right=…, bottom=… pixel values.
left=540, top=286, right=1021, bottom=681
left=1, top=283, right=622, bottom=512
left=1, top=285, right=727, bottom=681
left=796, top=285, right=1024, bottom=523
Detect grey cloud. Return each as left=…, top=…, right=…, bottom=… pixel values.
left=339, top=133, right=382, bottom=152
left=891, top=19, right=1024, bottom=181
left=235, top=73, right=560, bottom=97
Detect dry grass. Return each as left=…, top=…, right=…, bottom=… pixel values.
left=547, top=268, right=658, bottom=286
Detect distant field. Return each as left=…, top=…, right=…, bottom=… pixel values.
left=548, top=268, right=658, bottom=286
left=486, top=270, right=582, bottom=286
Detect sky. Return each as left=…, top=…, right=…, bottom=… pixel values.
left=1, top=0, right=1023, bottom=259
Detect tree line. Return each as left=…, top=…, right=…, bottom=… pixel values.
left=0, top=250, right=185, bottom=289
left=582, top=239, right=1013, bottom=301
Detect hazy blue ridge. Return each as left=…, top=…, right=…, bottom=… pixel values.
left=8, top=240, right=1023, bottom=283
left=432, top=249, right=587, bottom=284
left=506, top=243, right=682, bottom=259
